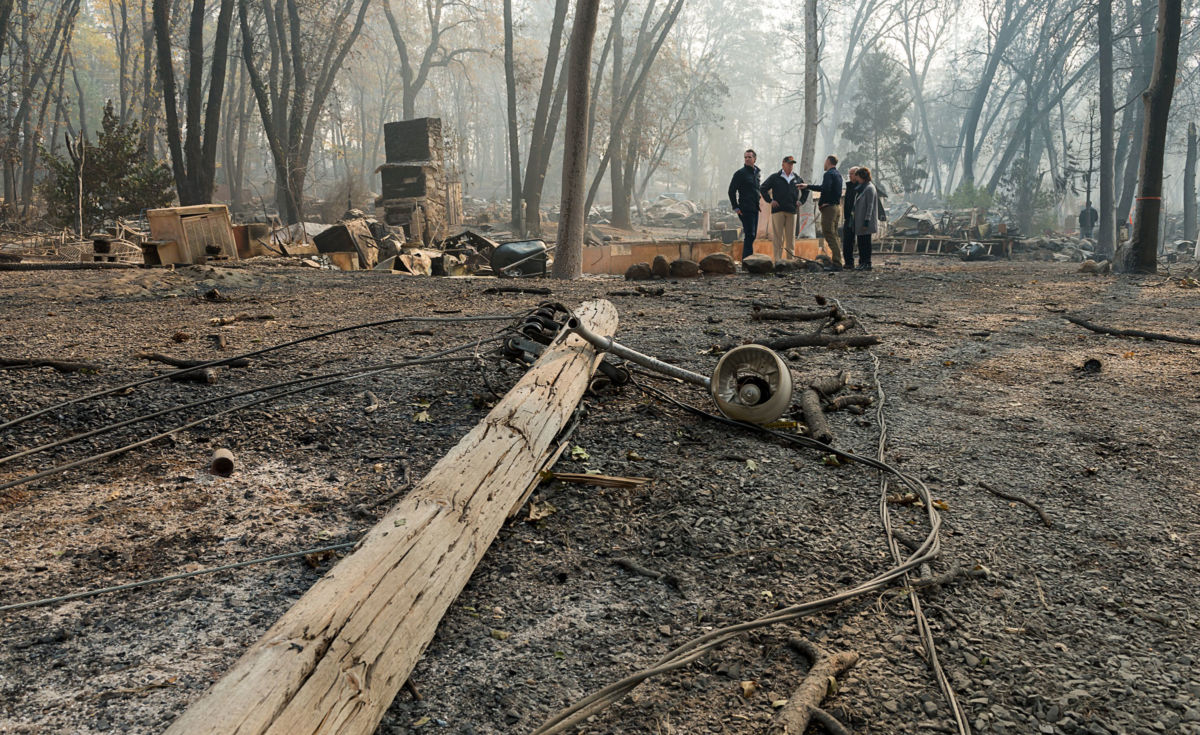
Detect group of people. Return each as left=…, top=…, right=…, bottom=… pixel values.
left=728, top=150, right=879, bottom=271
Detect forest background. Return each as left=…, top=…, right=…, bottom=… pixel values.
left=2, top=0, right=1198, bottom=252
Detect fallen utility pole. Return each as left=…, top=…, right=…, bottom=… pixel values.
left=165, top=299, right=618, bottom=735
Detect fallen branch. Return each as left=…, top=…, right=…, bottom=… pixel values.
left=137, top=352, right=250, bottom=368
left=209, top=313, right=277, bottom=326
left=772, top=638, right=858, bottom=735
left=1064, top=315, right=1200, bottom=346
left=546, top=472, right=649, bottom=488
left=609, top=286, right=665, bottom=297
left=979, top=481, right=1053, bottom=528
left=756, top=333, right=880, bottom=350
left=482, top=286, right=552, bottom=295
left=169, top=367, right=217, bottom=384
left=612, top=558, right=689, bottom=597
left=0, top=357, right=100, bottom=373
left=799, top=388, right=833, bottom=444
left=809, top=371, right=848, bottom=397
left=828, top=394, right=873, bottom=411
left=908, top=565, right=989, bottom=590
left=751, top=307, right=835, bottom=322
left=829, top=317, right=858, bottom=335
left=889, top=529, right=922, bottom=553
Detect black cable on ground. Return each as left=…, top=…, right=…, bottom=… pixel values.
left=870, top=352, right=972, bottom=735
left=529, top=377, right=945, bottom=735
left=0, top=540, right=359, bottom=614
left=0, top=334, right=506, bottom=468
left=0, top=352, right=494, bottom=494
left=0, top=312, right=520, bottom=433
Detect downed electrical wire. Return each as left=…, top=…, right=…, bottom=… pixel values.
left=0, top=312, right=520, bottom=432
left=530, top=374, right=950, bottom=735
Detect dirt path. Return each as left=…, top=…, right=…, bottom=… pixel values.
left=1, top=258, right=1198, bottom=735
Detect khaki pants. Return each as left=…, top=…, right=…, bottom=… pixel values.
left=770, top=211, right=796, bottom=262
left=820, top=205, right=842, bottom=266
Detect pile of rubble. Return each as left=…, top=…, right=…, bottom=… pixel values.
left=309, top=212, right=549, bottom=277
left=889, top=204, right=1018, bottom=240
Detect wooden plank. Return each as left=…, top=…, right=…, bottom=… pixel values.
left=165, top=300, right=619, bottom=735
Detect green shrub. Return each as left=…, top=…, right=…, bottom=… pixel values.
left=40, top=101, right=175, bottom=231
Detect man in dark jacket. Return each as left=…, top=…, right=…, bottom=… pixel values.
left=805, top=155, right=845, bottom=269
left=728, top=149, right=762, bottom=260
left=841, top=166, right=860, bottom=269
left=759, top=155, right=808, bottom=262
left=1079, top=201, right=1099, bottom=239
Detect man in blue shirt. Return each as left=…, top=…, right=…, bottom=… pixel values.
left=805, top=155, right=845, bottom=270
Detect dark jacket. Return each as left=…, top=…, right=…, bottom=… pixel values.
left=842, top=179, right=860, bottom=223
left=808, top=167, right=844, bottom=208
left=728, top=165, right=761, bottom=212
left=1079, top=206, right=1098, bottom=228
left=760, top=171, right=808, bottom=214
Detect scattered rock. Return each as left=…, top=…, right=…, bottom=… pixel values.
left=773, top=258, right=812, bottom=273
left=651, top=255, right=670, bottom=279
left=668, top=259, right=700, bottom=278
left=741, top=254, right=775, bottom=274
left=625, top=262, right=653, bottom=281
left=699, top=253, right=736, bottom=275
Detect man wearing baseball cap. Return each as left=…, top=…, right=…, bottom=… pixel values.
left=759, top=155, right=807, bottom=262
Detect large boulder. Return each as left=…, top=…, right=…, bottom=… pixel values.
left=651, top=254, right=670, bottom=278
left=669, top=258, right=701, bottom=278
left=699, top=252, right=736, bottom=275
left=625, top=262, right=653, bottom=280
left=741, top=254, right=775, bottom=274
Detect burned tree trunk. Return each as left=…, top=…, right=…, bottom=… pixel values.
left=1125, top=0, right=1181, bottom=274
left=503, top=0, right=523, bottom=233
left=553, top=0, right=603, bottom=279
left=240, top=0, right=370, bottom=224
left=522, top=51, right=569, bottom=237
left=799, top=0, right=818, bottom=180
left=1185, top=122, right=1197, bottom=244
left=154, top=0, right=235, bottom=205
left=1115, top=0, right=1155, bottom=227
left=520, top=0, right=570, bottom=235
left=1097, top=0, right=1116, bottom=257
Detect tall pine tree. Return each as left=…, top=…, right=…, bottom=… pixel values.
left=840, top=50, right=926, bottom=194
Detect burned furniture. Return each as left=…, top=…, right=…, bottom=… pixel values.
left=146, top=204, right=239, bottom=265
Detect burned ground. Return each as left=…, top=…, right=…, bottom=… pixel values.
left=0, top=258, right=1198, bottom=735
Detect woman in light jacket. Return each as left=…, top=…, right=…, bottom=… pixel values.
left=851, top=167, right=878, bottom=271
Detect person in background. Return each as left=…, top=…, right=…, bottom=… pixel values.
left=759, top=155, right=807, bottom=262
left=841, top=166, right=860, bottom=270
left=1079, top=201, right=1099, bottom=239
left=804, top=155, right=845, bottom=270
left=728, top=149, right=762, bottom=260
left=851, top=167, right=878, bottom=271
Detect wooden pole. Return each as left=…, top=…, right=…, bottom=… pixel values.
left=166, top=299, right=619, bottom=735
